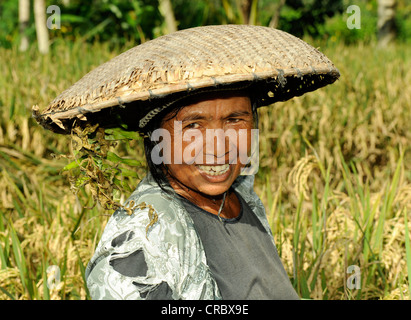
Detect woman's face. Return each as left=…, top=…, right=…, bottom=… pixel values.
left=159, top=92, right=254, bottom=198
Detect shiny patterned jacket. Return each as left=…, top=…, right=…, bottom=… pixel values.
left=85, top=173, right=273, bottom=300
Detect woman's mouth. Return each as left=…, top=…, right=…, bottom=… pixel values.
left=196, top=164, right=230, bottom=176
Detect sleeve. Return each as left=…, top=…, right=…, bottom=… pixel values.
left=85, top=210, right=178, bottom=300
left=85, top=188, right=222, bottom=300
left=86, top=246, right=174, bottom=300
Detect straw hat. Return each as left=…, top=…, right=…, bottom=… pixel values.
left=33, top=24, right=340, bottom=134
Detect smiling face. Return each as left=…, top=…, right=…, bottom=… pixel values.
left=159, top=91, right=254, bottom=200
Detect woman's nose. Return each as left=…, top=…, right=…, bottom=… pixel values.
left=204, top=128, right=234, bottom=164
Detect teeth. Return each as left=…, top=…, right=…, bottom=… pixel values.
left=197, top=164, right=229, bottom=176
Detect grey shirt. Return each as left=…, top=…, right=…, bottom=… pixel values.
left=178, top=190, right=299, bottom=300
left=87, top=173, right=299, bottom=300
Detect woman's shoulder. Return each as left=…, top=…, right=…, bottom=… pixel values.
left=105, top=180, right=191, bottom=245
left=233, top=174, right=272, bottom=235
left=85, top=175, right=214, bottom=299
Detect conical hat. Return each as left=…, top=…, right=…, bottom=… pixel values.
left=33, top=24, right=340, bottom=134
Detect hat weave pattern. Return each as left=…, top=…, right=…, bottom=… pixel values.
left=34, top=24, right=340, bottom=133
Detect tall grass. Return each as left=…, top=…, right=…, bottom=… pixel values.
left=257, top=40, right=411, bottom=299
left=0, top=38, right=410, bottom=299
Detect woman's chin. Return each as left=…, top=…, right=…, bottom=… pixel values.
left=194, top=164, right=241, bottom=196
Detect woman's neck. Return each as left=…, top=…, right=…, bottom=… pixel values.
left=168, top=178, right=240, bottom=219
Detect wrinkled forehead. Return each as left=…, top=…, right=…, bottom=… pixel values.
left=161, top=90, right=254, bottom=124
left=182, top=89, right=251, bottom=104
left=175, top=95, right=251, bottom=119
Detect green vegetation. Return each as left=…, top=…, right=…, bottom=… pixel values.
left=257, top=41, right=411, bottom=299
left=0, top=0, right=410, bottom=300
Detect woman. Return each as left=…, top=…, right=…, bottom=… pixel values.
left=85, top=88, right=300, bottom=299
left=34, top=25, right=339, bottom=300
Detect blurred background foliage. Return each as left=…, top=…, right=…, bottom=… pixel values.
left=0, top=0, right=411, bottom=300
left=1, top=0, right=410, bottom=49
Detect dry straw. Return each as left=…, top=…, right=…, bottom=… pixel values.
left=33, top=24, right=340, bottom=134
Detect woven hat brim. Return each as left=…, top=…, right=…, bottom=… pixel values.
left=33, top=25, right=340, bottom=134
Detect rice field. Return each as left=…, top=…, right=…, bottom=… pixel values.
left=0, top=37, right=410, bottom=300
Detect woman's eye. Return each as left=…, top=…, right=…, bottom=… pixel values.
left=227, top=118, right=240, bottom=123
left=185, top=122, right=200, bottom=129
